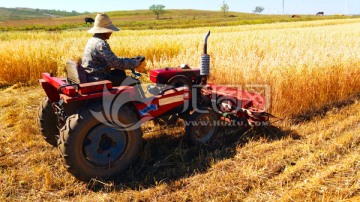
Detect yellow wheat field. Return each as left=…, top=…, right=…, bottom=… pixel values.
left=1, top=18, right=360, bottom=201
left=0, top=19, right=360, bottom=118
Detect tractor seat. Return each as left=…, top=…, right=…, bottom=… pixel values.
left=66, top=59, right=87, bottom=84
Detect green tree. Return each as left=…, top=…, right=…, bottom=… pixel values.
left=149, top=4, right=166, bottom=20
left=253, top=6, right=265, bottom=14
left=221, top=1, right=229, bottom=16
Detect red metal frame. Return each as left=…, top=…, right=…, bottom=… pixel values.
left=60, top=86, right=136, bottom=104
left=39, top=79, right=61, bottom=103
left=42, top=73, right=77, bottom=96
left=134, top=87, right=190, bottom=119
left=40, top=73, right=192, bottom=121
left=205, top=83, right=266, bottom=111
left=78, top=81, right=113, bottom=95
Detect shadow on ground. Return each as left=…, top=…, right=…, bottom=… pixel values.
left=85, top=95, right=360, bottom=191
left=86, top=123, right=300, bottom=192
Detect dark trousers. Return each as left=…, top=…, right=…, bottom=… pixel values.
left=108, top=69, right=137, bottom=86
left=109, top=69, right=146, bottom=98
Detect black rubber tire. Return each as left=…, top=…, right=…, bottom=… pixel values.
left=37, top=97, right=58, bottom=147
left=58, top=104, right=142, bottom=182
left=186, top=109, right=219, bottom=145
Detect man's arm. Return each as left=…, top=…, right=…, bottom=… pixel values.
left=98, top=41, right=140, bottom=70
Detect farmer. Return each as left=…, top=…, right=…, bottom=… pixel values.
left=82, top=12, right=144, bottom=86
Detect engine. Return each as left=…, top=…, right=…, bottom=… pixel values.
left=150, top=31, right=211, bottom=88
left=150, top=65, right=201, bottom=87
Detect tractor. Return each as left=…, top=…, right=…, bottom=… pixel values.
left=38, top=31, right=272, bottom=181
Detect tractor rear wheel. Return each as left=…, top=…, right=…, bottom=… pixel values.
left=186, top=109, right=219, bottom=145
left=37, top=97, right=58, bottom=147
left=58, top=104, right=142, bottom=182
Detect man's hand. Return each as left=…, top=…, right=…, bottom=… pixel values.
left=135, top=55, right=145, bottom=63
left=134, top=55, right=146, bottom=71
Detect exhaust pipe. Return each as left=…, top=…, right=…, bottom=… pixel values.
left=200, top=31, right=211, bottom=84
left=203, top=31, right=210, bottom=55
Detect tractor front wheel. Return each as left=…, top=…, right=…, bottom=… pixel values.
left=58, top=104, right=142, bottom=182
left=186, top=109, right=219, bottom=145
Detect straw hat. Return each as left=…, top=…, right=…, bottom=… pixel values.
left=88, top=13, right=120, bottom=33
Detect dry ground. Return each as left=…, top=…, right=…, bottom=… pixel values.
left=0, top=84, right=359, bottom=201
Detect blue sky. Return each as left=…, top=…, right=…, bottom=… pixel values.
left=1, top=0, right=358, bottom=15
